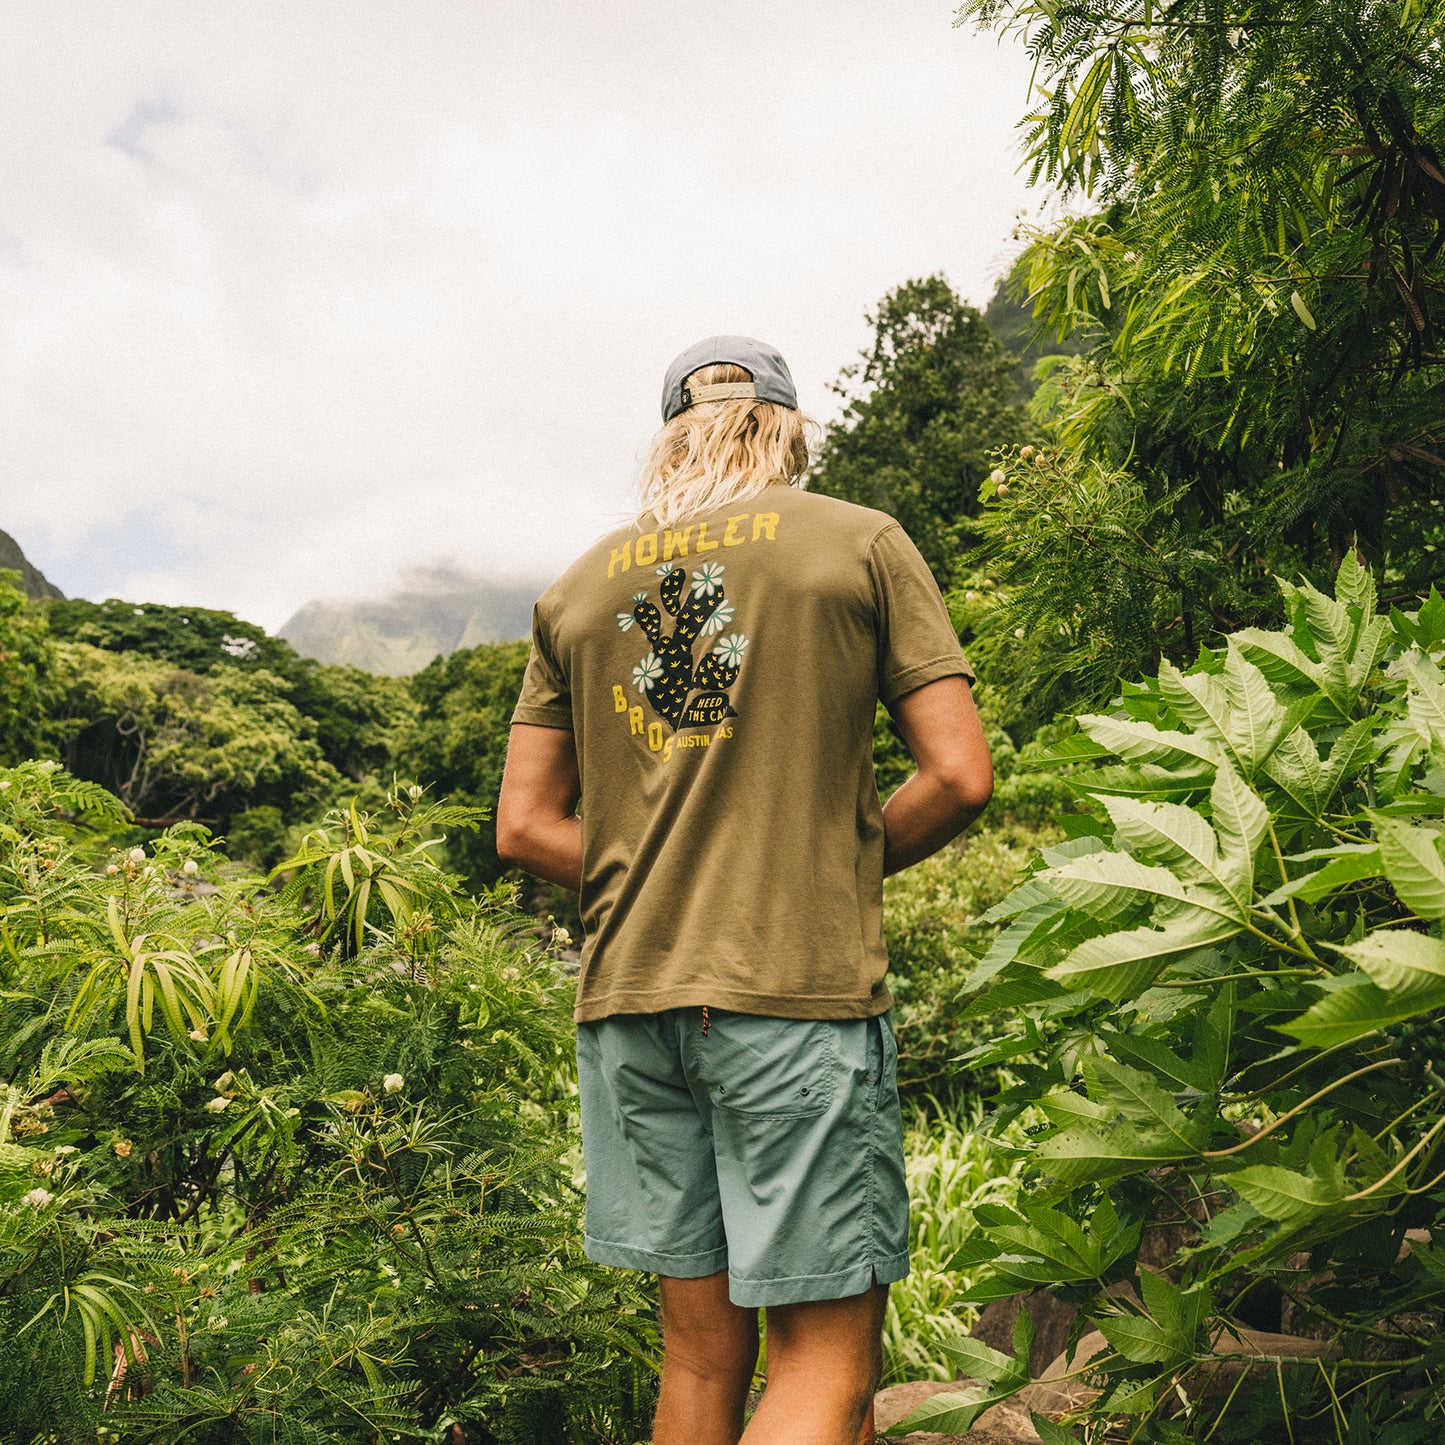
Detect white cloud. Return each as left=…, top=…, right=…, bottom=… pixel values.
left=0, top=0, right=1051, bottom=631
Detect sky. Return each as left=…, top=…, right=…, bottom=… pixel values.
left=0, top=1, right=1051, bottom=633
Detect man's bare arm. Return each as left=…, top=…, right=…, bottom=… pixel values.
left=496, top=723, right=583, bottom=892
left=881, top=675, right=994, bottom=877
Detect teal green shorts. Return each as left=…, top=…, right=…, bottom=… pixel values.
left=575, top=1005, right=910, bottom=1308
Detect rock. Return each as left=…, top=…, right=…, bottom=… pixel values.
left=1016, top=1329, right=1107, bottom=1417
left=874, top=1380, right=1041, bottom=1442
left=1015, top=1322, right=1336, bottom=1418
left=968, top=1290, right=1079, bottom=1377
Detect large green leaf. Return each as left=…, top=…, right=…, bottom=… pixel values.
left=1372, top=814, right=1445, bottom=920
left=897, top=1311, right=1032, bottom=1434
left=1260, top=845, right=1382, bottom=905
left=1084, top=1055, right=1212, bottom=1153
left=963, top=901, right=1067, bottom=990
left=1209, top=762, right=1269, bottom=900
left=1046, top=913, right=1243, bottom=999
left=1219, top=644, right=1292, bottom=775
left=1282, top=974, right=1445, bottom=1048
left=1230, top=1164, right=1344, bottom=1222
left=1333, top=548, right=1376, bottom=613
left=1405, top=651, right=1445, bottom=755
left=1076, top=714, right=1223, bottom=769
left=1232, top=627, right=1335, bottom=708
left=1157, top=658, right=1232, bottom=751
left=1078, top=761, right=1218, bottom=798
left=1034, top=1120, right=1204, bottom=1183
left=889, top=1385, right=1000, bottom=1435
left=1096, top=794, right=1231, bottom=894
left=1044, top=849, right=1243, bottom=925
left=1098, top=1029, right=1215, bottom=1093
left=1095, top=1274, right=1208, bottom=1366
left=1262, top=726, right=1332, bottom=819
left=1328, top=928, right=1445, bottom=995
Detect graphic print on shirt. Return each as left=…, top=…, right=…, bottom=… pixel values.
left=616, top=561, right=749, bottom=730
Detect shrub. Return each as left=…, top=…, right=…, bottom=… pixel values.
left=899, top=556, right=1445, bottom=1439
left=0, top=765, right=656, bottom=1443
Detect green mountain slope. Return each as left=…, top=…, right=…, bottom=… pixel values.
left=0, top=529, right=63, bottom=600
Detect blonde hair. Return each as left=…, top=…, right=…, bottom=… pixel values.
left=635, top=363, right=819, bottom=529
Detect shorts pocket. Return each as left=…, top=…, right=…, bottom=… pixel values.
left=693, top=1011, right=837, bottom=1119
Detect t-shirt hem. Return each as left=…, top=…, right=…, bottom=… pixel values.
left=882, top=654, right=975, bottom=705
left=574, top=983, right=894, bottom=1023
left=510, top=704, right=574, bottom=729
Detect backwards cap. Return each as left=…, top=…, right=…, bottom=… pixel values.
left=661, top=335, right=799, bottom=423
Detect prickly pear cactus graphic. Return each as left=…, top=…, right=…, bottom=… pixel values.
left=617, top=561, right=749, bottom=730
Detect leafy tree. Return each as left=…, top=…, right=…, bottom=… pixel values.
left=0, top=572, right=54, bottom=767
left=47, top=597, right=291, bottom=673
left=899, top=558, right=1445, bottom=1439
left=47, top=595, right=413, bottom=784
left=402, top=641, right=532, bottom=889
left=957, top=0, right=1445, bottom=723
left=0, top=767, right=658, bottom=1442
left=809, top=275, right=1026, bottom=584
left=45, top=643, right=339, bottom=827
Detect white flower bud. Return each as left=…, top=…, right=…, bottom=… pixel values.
left=1019, top=445, right=1035, bottom=461
left=989, top=468, right=1007, bottom=487
left=106, top=864, right=120, bottom=876
left=129, top=847, right=146, bottom=863
left=23, top=1188, right=54, bottom=1208
left=188, top=1028, right=208, bottom=1042
left=205, top=1097, right=230, bottom=1113
left=382, top=1073, right=404, bottom=1094
left=0, top=779, right=10, bottom=792
left=182, top=859, right=199, bottom=875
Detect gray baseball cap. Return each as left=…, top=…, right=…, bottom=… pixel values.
left=661, top=335, right=799, bottom=422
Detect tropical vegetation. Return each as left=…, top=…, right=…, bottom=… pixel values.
left=0, top=765, right=655, bottom=1442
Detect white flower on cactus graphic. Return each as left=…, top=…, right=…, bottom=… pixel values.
left=700, top=600, right=735, bottom=637
left=616, top=592, right=649, bottom=632
left=655, top=563, right=677, bottom=577
left=632, top=651, right=664, bottom=693
left=713, top=633, right=750, bottom=668
left=691, top=561, right=725, bottom=598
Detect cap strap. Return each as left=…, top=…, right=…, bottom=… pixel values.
left=681, top=381, right=757, bottom=406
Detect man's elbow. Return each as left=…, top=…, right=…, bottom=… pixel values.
left=943, top=762, right=994, bottom=817
left=494, top=812, right=531, bottom=869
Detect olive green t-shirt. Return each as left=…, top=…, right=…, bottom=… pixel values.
left=510, top=483, right=974, bottom=1023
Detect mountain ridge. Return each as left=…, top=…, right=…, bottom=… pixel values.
left=0, top=529, right=63, bottom=601
left=278, top=565, right=544, bottom=675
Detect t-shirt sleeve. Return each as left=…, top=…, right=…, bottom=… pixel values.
left=867, top=522, right=976, bottom=706
left=510, top=603, right=574, bottom=730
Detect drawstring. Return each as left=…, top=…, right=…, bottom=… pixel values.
left=700, top=1004, right=710, bottom=1037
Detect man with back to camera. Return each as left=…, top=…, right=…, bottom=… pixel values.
left=496, top=335, right=994, bottom=1445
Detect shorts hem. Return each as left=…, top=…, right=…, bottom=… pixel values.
left=584, top=1233, right=729, bottom=1278
left=727, top=1250, right=911, bottom=1307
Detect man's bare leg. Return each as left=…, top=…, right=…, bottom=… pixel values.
left=741, top=1280, right=888, bottom=1445
left=651, top=1271, right=760, bottom=1445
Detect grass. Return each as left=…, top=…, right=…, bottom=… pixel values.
left=881, top=1100, right=1027, bottom=1384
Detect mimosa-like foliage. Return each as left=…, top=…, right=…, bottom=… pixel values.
left=0, top=769, right=656, bottom=1443
left=957, top=0, right=1445, bottom=727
